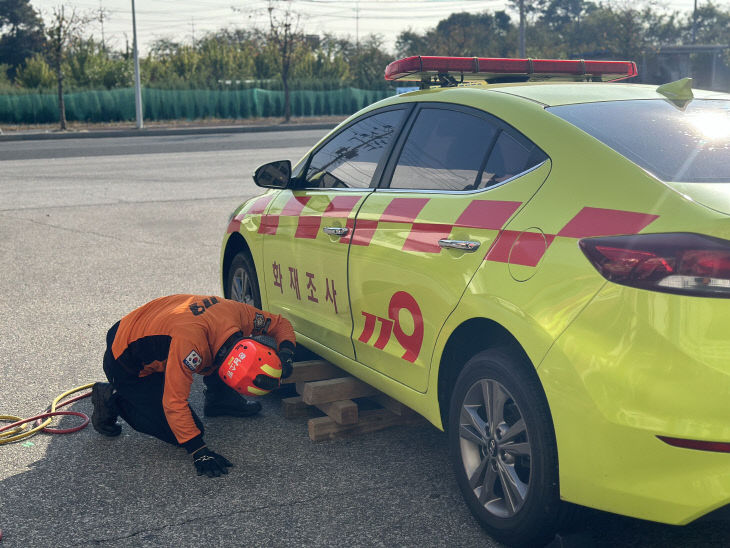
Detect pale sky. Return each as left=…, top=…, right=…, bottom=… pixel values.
left=30, top=0, right=718, bottom=55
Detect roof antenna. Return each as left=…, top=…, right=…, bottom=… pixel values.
left=657, top=77, right=694, bottom=109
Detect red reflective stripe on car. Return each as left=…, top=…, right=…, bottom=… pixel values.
left=227, top=219, right=241, bottom=234
left=258, top=215, right=279, bottom=235
left=295, top=216, right=322, bottom=239
left=350, top=219, right=379, bottom=246
left=324, top=195, right=362, bottom=217
left=249, top=195, right=274, bottom=215
left=227, top=212, right=246, bottom=234
left=403, top=223, right=453, bottom=253
left=558, top=207, right=659, bottom=238
left=380, top=198, right=430, bottom=223
left=485, top=230, right=519, bottom=263
left=511, top=233, right=555, bottom=266
left=339, top=218, right=356, bottom=244
left=485, top=231, right=555, bottom=266
left=455, top=200, right=522, bottom=230
left=281, top=195, right=311, bottom=216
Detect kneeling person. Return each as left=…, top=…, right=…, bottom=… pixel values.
left=91, top=294, right=295, bottom=477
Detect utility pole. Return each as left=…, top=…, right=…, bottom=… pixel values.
left=191, top=18, right=196, bottom=48
left=355, top=1, right=360, bottom=51
left=131, top=0, right=143, bottom=129
left=519, top=0, right=526, bottom=57
left=98, top=1, right=107, bottom=50
left=691, top=0, right=698, bottom=44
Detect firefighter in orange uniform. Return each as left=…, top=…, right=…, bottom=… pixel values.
left=91, top=294, right=296, bottom=478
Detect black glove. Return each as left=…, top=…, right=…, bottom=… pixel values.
left=253, top=374, right=280, bottom=391
left=192, top=447, right=233, bottom=478
left=278, top=344, right=295, bottom=379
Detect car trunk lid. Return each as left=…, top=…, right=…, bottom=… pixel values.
left=670, top=183, right=730, bottom=216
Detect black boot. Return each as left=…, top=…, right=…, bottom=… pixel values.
left=203, top=374, right=262, bottom=418
left=91, top=382, right=122, bottom=437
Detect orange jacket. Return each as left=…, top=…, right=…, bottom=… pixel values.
left=111, top=294, right=295, bottom=447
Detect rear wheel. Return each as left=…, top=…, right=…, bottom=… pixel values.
left=448, top=348, right=562, bottom=547
left=226, top=251, right=261, bottom=309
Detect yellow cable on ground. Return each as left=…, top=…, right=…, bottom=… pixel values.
left=0, top=383, right=95, bottom=445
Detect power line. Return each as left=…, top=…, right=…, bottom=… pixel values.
left=30, top=0, right=723, bottom=54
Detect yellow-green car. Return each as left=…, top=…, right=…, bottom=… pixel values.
left=221, top=56, right=730, bottom=546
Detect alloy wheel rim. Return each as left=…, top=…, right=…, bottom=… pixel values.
left=459, top=378, right=532, bottom=518
left=231, top=267, right=255, bottom=305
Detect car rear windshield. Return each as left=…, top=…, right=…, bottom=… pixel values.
left=548, top=99, right=730, bottom=183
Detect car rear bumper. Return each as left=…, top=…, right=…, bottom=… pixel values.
left=538, top=282, right=730, bottom=524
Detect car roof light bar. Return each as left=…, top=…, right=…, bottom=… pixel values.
left=385, top=56, right=639, bottom=87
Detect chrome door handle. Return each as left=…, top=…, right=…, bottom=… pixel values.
left=323, top=226, right=349, bottom=237
left=438, top=239, right=481, bottom=252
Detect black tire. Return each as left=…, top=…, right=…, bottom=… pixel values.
left=448, top=347, right=562, bottom=547
left=225, top=251, right=261, bottom=309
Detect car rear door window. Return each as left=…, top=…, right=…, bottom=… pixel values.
left=304, top=109, right=406, bottom=189
left=388, top=108, right=498, bottom=191
left=481, top=129, right=547, bottom=187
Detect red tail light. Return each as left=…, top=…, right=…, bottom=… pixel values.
left=579, top=233, right=730, bottom=298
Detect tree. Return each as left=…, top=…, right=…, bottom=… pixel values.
left=395, top=29, right=429, bottom=58
left=66, top=38, right=133, bottom=89
left=683, top=2, right=730, bottom=44
left=396, top=11, right=515, bottom=59
left=14, top=52, right=54, bottom=88
left=337, top=34, right=390, bottom=89
left=265, top=0, right=305, bottom=121
left=0, top=63, right=12, bottom=89
left=0, top=0, right=45, bottom=79
left=45, top=6, right=88, bottom=130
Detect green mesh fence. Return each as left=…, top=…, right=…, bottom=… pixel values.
left=0, top=87, right=394, bottom=124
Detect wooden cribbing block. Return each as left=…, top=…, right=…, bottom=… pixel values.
left=300, top=376, right=380, bottom=405
left=315, top=399, right=358, bottom=425
left=308, top=408, right=418, bottom=442
left=281, top=360, right=344, bottom=384
left=281, top=396, right=320, bottom=419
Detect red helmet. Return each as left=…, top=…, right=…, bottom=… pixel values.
left=218, top=338, right=282, bottom=396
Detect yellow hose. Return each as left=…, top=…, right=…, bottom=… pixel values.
left=0, top=383, right=95, bottom=445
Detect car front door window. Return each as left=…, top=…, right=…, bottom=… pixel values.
left=305, top=109, right=406, bottom=189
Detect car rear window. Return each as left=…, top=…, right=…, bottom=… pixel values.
left=548, top=99, right=730, bottom=183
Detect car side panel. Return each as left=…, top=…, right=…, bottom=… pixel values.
left=348, top=161, right=552, bottom=392
left=259, top=189, right=372, bottom=359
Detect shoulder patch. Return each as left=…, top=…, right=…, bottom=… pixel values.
left=183, top=350, right=202, bottom=371
left=254, top=312, right=266, bottom=331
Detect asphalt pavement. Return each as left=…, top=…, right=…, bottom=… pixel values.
left=1, top=128, right=729, bottom=547
left=0, top=119, right=341, bottom=143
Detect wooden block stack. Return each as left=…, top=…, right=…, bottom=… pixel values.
left=279, top=359, right=425, bottom=442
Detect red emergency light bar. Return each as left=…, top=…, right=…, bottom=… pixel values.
left=385, top=56, right=638, bottom=85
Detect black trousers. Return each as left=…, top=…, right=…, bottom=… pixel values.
left=103, top=322, right=204, bottom=446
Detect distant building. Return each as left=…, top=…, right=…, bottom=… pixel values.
left=642, top=45, right=729, bottom=91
